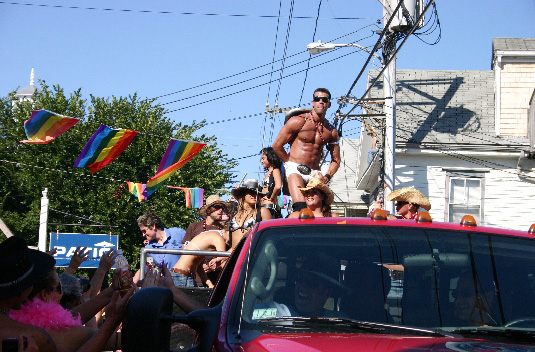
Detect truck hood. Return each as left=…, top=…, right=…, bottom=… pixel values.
left=237, top=333, right=535, bottom=352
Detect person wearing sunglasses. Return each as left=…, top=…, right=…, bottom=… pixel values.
left=272, top=88, right=341, bottom=213
left=182, top=195, right=231, bottom=286
left=370, top=187, right=432, bottom=220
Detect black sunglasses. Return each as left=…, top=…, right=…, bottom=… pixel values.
left=395, top=201, right=409, bottom=207
left=211, top=204, right=226, bottom=211
left=313, top=96, right=330, bottom=103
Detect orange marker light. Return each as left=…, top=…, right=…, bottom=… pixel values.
left=371, top=209, right=388, bottom=221
left=529, top=224, right=535, bottom=235
left=460, top=215, right=477, bottom=227
left=416, top=212, right=432, bottom=223
left=299, top=208, right=315, bottom=219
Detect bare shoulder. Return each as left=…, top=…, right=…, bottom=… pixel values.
left=287, top=211, right=299, bottom=218
left=284, top=114, right=308, bottom=132
left=22, top=324, right=58, bottom=352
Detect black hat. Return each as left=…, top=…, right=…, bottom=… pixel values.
left=231, top=179, right=266, bottom=199
left=0, top=236, right=55, bottom=299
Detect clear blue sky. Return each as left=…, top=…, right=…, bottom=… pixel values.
left=1, top=0, right=534, bottom=190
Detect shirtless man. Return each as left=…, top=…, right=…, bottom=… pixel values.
left=272, top=88, right=341, bottom=212
left=171, top=230, right=227, bottom=288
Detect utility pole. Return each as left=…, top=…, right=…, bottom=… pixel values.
left=382, top=3, right=398, bottom=215
left=38, top=188, right=49, bottom=252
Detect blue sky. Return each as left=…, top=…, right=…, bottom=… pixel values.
left=1, top=0, right=534, bottom=189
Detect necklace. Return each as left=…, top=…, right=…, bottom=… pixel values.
left=0, top=308, right=9, bottom=317
left=203, top=220, right=223, bottom=231
left=307, top=113, right=327, bottom=144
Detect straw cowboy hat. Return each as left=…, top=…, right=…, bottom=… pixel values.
left=231, top=179, right=266, bottom=200
left=386, top=187, right=431, bottom=211
left=0, top=236, right=56, bottom=298
left=298, top=177, right=334, bottom=205
left=198, top=195, right=232, bottom=219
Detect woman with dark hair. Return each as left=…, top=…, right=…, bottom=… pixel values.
left=287, top=178, right=338, bottom=218
left=260, top=147, right=283, bottom=218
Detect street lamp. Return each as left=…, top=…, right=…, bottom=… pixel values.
left=306, top=40, right=382, bottom=62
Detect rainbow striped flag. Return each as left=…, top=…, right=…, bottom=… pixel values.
left=20, top=110, right=79, bottom=144
left=168, top=187, right=204, bottom=208
left=73, top=124, right=138, bottom=174
left=126, top=182, right=147, bottom=202
left=146, top=139, right=206, bottom=196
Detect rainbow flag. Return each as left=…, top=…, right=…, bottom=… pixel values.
left=126, top=182, right=147, bottom=202
left=146, top=139, right=206, bottom=196
left=20, top=109, right=79, bottom=144
left=168, top=187, right=204, bottom=208
left=74, top=124, right=138, bottom=174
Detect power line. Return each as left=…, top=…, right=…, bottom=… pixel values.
left=0, top=1, right=373, bottom=19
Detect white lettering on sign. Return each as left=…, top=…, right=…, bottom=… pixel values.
left=53, top=246, right=114, bottom=259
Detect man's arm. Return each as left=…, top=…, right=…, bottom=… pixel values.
left=272, top=116, right=304, bottom=163
left=323, top=130, right=341, bottom=182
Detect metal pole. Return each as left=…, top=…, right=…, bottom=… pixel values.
left=38, top=188, right=49, bottom=252
left=382, top=4, right=397, bottom=215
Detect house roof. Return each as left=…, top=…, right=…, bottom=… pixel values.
left=15, top=84, right=39, bottom=97
left=493, top=37, right=535, bottom=52
left=366, top=69, right=529, bottom=152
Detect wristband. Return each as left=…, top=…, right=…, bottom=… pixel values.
left=325, top=174, right=332, bottom=181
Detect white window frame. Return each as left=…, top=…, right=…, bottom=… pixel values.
left=445, top=172, right=485, bottom=225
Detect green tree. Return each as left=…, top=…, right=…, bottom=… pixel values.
left=0, top=83, right=236, bottom=267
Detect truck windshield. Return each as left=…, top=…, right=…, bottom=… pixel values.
left=231, top=225, right=535, bottom=334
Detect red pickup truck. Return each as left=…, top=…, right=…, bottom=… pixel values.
left=123, top=213, right=535, bottom=351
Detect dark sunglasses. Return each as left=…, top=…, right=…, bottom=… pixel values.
left=313, top=96, right=330, bottom=103
left=211, top=204, right=227, bottom=211
left=395, top=201, right=409, bottom=207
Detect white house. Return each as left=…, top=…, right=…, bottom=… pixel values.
left=354, top=38, right=535, bottom=231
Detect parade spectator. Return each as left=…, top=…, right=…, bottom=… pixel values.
left=451, top=271, right=498, bottom=326
left=229, top=179, right=271, bottom=249
left=63, top=247, right=90, bottom=275
left=287, top=178, right=338, bottom=218
left=369, top=187, right=431, bottom=220
left=0, top=236, right=132, bottom=352
left=171, top=230, right=228, bottom=288
left=272, top=88, right=340, bottom=212
left=260, top=147, right=283, bottom=218
left=137, top=212, right=186, bottom=286
left=58, top=273, right=83, bottom=311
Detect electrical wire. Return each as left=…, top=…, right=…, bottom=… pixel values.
left=0, top=1, right=372, bottom=20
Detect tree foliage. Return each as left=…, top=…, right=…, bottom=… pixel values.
left=0, top=83, right=236, bottom=267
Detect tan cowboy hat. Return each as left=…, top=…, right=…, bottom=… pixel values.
left=298, top=177, right=334, bottom=205
left=386, top=187, right=431, bottom=211
left=231, top=179, right=266, bottom=200
left=198, top=195, right=231, bottom=219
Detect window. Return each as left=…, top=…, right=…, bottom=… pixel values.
left=446, top=172, right=485, bottom=224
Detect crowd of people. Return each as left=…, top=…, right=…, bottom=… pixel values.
left=0, top=88, right=440, bottom=350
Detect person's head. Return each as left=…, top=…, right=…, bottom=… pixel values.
left=0, top=236, right=55, bottom=308
left=298, top=178, right=334, bottom=215
left=312, top=88, right=332, bottom=116
left=386, top=187, right=431, bottom=218
left=137, top=212, right=164, bottom=242
left=59, top=273, right=82, bottom=310
left=453, top=271, right=496, bottom=325
left=232, top=179, right=266, bottom=208
left=198, top=195, right=231, bottom=222
left=28, top=268, right=62, bottom=304
left=293, top=255, right=350, bottom=316
left=260, top=147, right=281, bottom=170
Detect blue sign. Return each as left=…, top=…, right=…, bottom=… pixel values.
left=49, top=233, right=119, bottom=268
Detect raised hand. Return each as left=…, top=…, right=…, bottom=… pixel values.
left=65, top=246, right=90, bottom=274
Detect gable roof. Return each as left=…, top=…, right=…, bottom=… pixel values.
left=366, top=69, right=529, bottom=152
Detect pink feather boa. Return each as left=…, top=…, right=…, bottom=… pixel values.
left=10, top=297, right=82, bottom=331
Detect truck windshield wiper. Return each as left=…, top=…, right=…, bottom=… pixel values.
left=449, top=327, right=535, bottom=342
left=257, top=317, right=457, bottom=337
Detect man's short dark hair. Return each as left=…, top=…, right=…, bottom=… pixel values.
left=137, top=212, right=164, bottom=230
left=313, top=88, right=331, bottom=100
